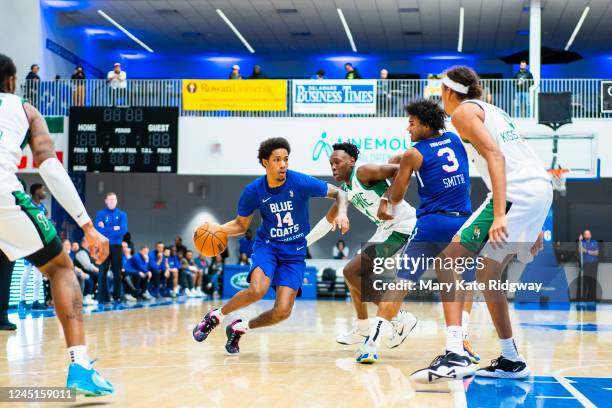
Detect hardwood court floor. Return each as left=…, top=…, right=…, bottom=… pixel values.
left=2, top=300, right=612, bottom=407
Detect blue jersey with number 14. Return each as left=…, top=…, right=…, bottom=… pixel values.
left=412, top=131, right=471, bottom=217
left=237, top=169, right=328, bottom=248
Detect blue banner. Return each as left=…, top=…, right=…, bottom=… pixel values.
left=223, top=264, right=317, bottom=299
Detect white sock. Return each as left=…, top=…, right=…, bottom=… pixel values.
left=211, top=308, right=225, bottom=321
left=446, top=325, right=464, bottom=355
left=366, top=317, right=390, bottom=347
left=68, top=345, right=90, bottom=369
left=33, top=269, right=43, bottom=302
left=461, top=311, right=471, bottom=339
left=356, top=318, right=369, bottom=334
left=500, top=337, right=519, bottom=361
left=20, top=264, right=32, bottom=302
left=233, top=320, right=250, bottom=333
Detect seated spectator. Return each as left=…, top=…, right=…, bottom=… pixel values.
left=73, top=239, right=99, bottom=306
left=238, top=229, right=254, bottom=259
left=120, top=242, right=139, bottom=302
left=164, top=247, right=180, bottom=297
left=344, top=63, right=362, bottom=80
left=148, top=242, right=166, bottom=297
left=180, top=250, right=204, bottom=298
left=205, top=255, right=223, bottom=299
left=62, top=239, right=89, bottom=306
left=123, top=243, right=153, bottom=300
left=249, top=64, right=268, bottom=79
left=311, top=69, right=326, bottom=80
left=238, top=253, right=251, bottom=266
left=194, top=253, right=210, bottom=288
left=229, top=64, right=242, bottom=80
left=333, top=240, right=349, bottom=260
left=175, top=236, right=187, bottom=255
left=123, top=232, right=135, bottom=254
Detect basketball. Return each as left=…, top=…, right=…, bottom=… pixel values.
left=193, top=222, right=227, bottom=257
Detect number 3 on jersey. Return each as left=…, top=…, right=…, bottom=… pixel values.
left=275, top=212, right=294, bottom=228
left=438, top=147, right=459, bottom=173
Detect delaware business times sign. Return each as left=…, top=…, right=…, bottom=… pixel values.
left=178, top=117, right=409, bottom=175
left=292, top=80, right=377, bottom=114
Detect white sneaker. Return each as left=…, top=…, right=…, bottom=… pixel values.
left=212, top=291, right=220, bottom=300
left=336, top=326, right=369, bottom=345
left=195, top=288, right=205, bottom=298
left=387, top=310, right=418, bottom=349
left=82, top=295, right=94, bottom=306
left=142, top=290, right=153, bottom=300
left=124, top=294, right=137, bottom=302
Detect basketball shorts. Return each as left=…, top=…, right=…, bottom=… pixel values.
left=458, top=181, right=553, bottom=263
left=248, top=243, right=306, bottom=290
left=397, top=213, right=470, bottom=281
left=0, top=191, right=62, bottom=267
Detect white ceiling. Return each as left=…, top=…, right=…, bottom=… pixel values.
left=54, top=0, right=612, bottom=56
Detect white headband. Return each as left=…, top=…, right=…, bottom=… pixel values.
left=442, top=76, right=469, bottom=94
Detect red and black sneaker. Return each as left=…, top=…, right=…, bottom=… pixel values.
left=225, top=319, right=245, bottom=355
left=192, top=309, right=220, bottom=342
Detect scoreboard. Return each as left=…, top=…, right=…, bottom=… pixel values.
left=68, top=107, right=179, bottom=173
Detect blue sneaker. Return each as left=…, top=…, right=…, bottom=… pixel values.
left=66, top=362, right=114, bottom=396
left=356, top=342, right=379, bottom=364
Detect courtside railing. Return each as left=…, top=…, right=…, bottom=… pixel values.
left=15, top=78, right=611, bottom=119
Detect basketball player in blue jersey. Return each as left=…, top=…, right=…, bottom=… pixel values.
left=192, top=137, right=350, bottom=354
left=355, top=99, right=474, bottom=366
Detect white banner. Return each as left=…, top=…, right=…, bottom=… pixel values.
left=178, top=117, right=409, bottom=176
left=292, top=80, right=377, bottom=114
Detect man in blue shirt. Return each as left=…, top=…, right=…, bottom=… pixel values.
left=95, top=192, right=128, bottom=303
left=237, top=229, right=254, bottom=259
left=124, top=244, right=153, bottom=300
left=579, top=230, right=600, bottom=301
left=192, top=137, right=349, bottom=355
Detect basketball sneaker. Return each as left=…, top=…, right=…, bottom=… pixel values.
left=192, top=309, right=221, bottom=342
left=475, top=355, right=530, bottom=379
left=355, top=342, right=378, bottom=364
left=66, top=361, right=114, bottom=396
left=225, top=319, right=245, bottom=355
left=410, top=351, right=476, bottom=384
left=387, top=310, right=418, bottom=349
left=336, top=321, right=369, bottom=345
left=463, top=339, right=481, bottom=364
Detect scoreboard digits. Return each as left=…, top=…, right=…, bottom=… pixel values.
left=68, top=107, right=178, bottom=173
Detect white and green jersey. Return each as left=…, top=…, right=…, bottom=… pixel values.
left=459, top=100, right=549, bottom=203
left=341, top=166, right=416, bottom=235
left=0, top=93, right=29, bottom=196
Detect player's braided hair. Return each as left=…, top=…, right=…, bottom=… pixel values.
left=332, top=142, right=359, bottom=160
left=258, top=137, right=291, bottom=165
left=0, top=53, right=17, bottom=92
left=405, top=99, right=447, bottom=133
left=444, top=65, right=483, bottom=100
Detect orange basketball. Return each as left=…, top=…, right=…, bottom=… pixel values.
left=193, top=222, right=228, bottom=257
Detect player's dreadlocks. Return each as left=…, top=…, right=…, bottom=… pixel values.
left=258, top=137, right=291, bottom=165
left=332, top=142, right=360, bottom=160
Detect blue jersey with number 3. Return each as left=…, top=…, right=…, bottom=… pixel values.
left=412, top=131, right=471, bottom=217
left=237, top=170, right=328, bottom=249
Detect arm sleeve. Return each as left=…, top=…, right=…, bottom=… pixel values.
left=297, top=173, right=328, bottom=198
left=306, top=217, right=333, bottom=246
left=237, top=184, right=259, bottom=217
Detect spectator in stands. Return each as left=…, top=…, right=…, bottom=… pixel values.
left=378, top=68, right=392, bottom=115
left=62, top=240, right=91, bottom=304
left=311, top=69, right=327, bottom=80
left=195, top=253, right=209, bottom=274
left=238, top=229, right=254, bottom=260
left=333, top=239, right=349, bottom=260
left=71, top=65, right=85, bottom=106
left=180, top=250, right=204, bottom=297
left=344, top=63, right=362, bottom=80
left=126, top=245, right=153, bottom=300
left=95, top=192, right=128, bottom=304
left=25, top=63, right=40, bottom=106
left=229, top=64, right=242, bottom=80
left=120, top=242, right=141, bottom=302
left=149, top=242, right=165, bottom=297
left=123, top=232, right=134, bottom=254
left=73, top=239, right=99, bottom=306
left=238, top=253, right=250, bottom=266
left=513, top=60, right=533, bottom=117
left=205, top=255, right=223, bottom=299
left=107, top=62, right=127, bottom=106
left=164, top=247, right=180, bottom=297
left=175, top=236, right=187, bottom=255
left=249, top=64, right=268, bottom=79
left=578, top=230, right=600, bottom=301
